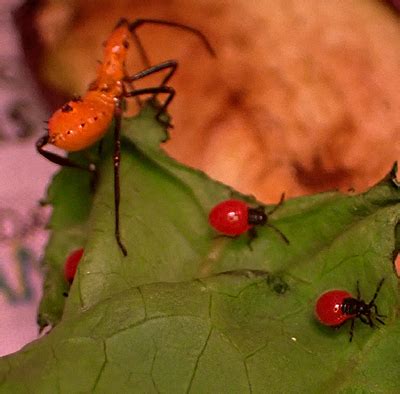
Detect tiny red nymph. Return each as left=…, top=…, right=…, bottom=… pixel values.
left=208, top=197, right=289, bottom=244
left=208, top=199, right=254, bottom=236
left=315, top=279, right=385, bottom=342
left=64, top=248, right=84, bottom=284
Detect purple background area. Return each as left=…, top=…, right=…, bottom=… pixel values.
left=0, top=0, right=55, bottom=356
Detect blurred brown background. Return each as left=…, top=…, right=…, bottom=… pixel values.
left=18, top=0, right=400, bottom=203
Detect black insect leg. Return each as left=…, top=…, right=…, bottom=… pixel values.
left=127, top=18, right=215, bottom=108
left=264, top=193, right=289, bottom=244
left=124, top=85, right=176, bottom=129
left=113, top=99, right=128, bottom=257
left=265, top=223, right=290, bottom=244
left=124, top=61, right=178, bottom=126
left=370, top=304, right=386, bottom=324
left=349, top=318, right=355, bottom=342
left=128, top=19, right=216, bottom=58
left=356, top=280, right=361, bottom=301
left=127, top=30, right=149, bottom=108
left=129, top=30, right=151, bottom=69
left=36, top=135, right=95, bottom=173
left=266, top=193, right=285, bottom=216
left=246, top=227, right=258, bottom=251
left=113, top=18, right=151, bottom=68
left=124, top=60, right=178, bottom=93
left=359, top=314, right=373, bottom=327
left=369, top=278, right=385, bottom=305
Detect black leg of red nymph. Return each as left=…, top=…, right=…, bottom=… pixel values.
left=369, top=278, right=385, bottom=305
left=358, top=314, right=373, bottom=327
left=349, top=318, right=355, bottom=342
left=356, top=280, right=361, bottom=301
left=251, top=204, right=289, bottom=245
left=36, top=135, right=96, bottom=173
left=371, top=303, right=387, bottom=321
left=369, top=279, right=386, bottom=325
left=113, top=99, right=128, bottom=257
left=375, top=316, right=386, bottom=325
left=265, top=223, right=290, bottom=244
left=264, top=193, right=290, bottom=244
left=267, top=193, right=285, bottom=216
left=247, top=227, right=258, bottom=251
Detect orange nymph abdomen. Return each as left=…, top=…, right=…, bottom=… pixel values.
left=48, top=92, right=115, bottom=151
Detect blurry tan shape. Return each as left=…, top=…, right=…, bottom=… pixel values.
left=35, top=0, right=400, bottom=203
left=36, top=2, right=74, bottom=46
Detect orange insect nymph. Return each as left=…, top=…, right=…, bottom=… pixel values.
left=37, top=18, right=215, bottom=256
left=47, top=22, right=131, bottom=152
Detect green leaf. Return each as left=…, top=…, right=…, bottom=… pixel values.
left=37, top=162, right=92, bottom=328
left=1, top=104, right=399, bottom=392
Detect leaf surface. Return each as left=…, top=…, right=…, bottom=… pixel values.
left=1, top=105, right=399, bottom=393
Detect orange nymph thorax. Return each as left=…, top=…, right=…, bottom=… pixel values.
left=94, top=24, right=131, bottom=92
